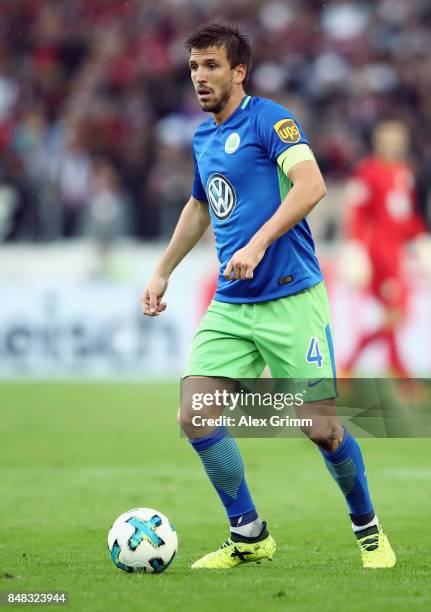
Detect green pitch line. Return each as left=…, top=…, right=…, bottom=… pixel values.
left=1, top=383, right=430, bottom=612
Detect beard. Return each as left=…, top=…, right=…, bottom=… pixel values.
left=198, top=79, right=233, bottom=114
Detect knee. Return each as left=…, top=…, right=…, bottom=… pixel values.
left=301, top=418, right=343, bottom=452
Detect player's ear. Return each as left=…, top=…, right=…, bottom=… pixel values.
left=234, top=64, right=247, bottom=85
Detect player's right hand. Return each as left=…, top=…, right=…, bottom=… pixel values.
left=141, top=276, right=168, bottom=317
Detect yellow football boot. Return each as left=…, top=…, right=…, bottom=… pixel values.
left=356, top=522, right=396, bottom=568
left=192, top=522, right=276, bottom=569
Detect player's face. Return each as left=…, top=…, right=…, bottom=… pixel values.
left=373, top=122, right=410, bottom=161
left=189, top=46, right=237, bottom=114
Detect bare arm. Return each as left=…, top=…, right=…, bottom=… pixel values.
left=141, top=196, right=210, bottom=316
left=224, top=160, right=327, bottom=280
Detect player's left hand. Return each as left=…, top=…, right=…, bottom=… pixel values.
left=413, top=234, right=431, bottom=278
left=223, top=242, right=266, bottom=280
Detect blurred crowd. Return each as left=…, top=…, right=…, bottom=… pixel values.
left=1, top=0, right=431, bottom=243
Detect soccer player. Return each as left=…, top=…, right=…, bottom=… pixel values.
left=344, top=120, right=428, bottom=375
left=141, top=21, right=396, bottom=569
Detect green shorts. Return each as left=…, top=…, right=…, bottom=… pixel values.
left=184, top=281, right=337, bottom=400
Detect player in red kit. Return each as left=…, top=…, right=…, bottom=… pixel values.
left=344, top=120, right=427, bottom=375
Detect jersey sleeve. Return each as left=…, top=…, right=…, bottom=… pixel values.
left=191, top=145, right=207, bottom=202
left=254, top=100, right=315, bottom=175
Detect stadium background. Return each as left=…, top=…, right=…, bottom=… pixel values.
left=1, top=2, right=431, bottom=611
left=1, top=0, right=431, bottom=378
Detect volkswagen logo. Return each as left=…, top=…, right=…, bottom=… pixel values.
left=206, top=173, right=236, bottom=221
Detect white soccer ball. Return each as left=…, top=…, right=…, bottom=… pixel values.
left=108, top=508, right=178, bottom=574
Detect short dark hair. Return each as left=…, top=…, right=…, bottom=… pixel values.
left=185, top=21, right=252, bottom=84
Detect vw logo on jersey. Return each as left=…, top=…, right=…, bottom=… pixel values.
left=206, top=173, right=237, bottom=221
left=224, top=132, right=241, bottom=154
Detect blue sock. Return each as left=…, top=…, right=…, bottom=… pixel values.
left=189, top=426, right=257, bottom=527
left=320, top=427, right=375, bottom=525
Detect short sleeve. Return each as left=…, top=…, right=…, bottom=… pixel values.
left=254, top=100, right=315, bottom=173
left=191, top=146, right=207, bottom=202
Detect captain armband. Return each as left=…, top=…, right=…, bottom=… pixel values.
left=277, top=144, right=316, bottom=176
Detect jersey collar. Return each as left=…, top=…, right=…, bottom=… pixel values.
left=213, top=95, right=251, bottom=128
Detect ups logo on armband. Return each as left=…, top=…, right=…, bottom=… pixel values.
left=274, top=119, right=301, bottom=144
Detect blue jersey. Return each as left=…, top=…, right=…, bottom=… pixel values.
left=191, top=95, right=323, bottom=303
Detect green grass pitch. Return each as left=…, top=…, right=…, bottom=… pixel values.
left=1, top=383, right=430, bottom=611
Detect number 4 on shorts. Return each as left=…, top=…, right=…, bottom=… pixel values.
left=306, top=337, right=323, bottom=368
